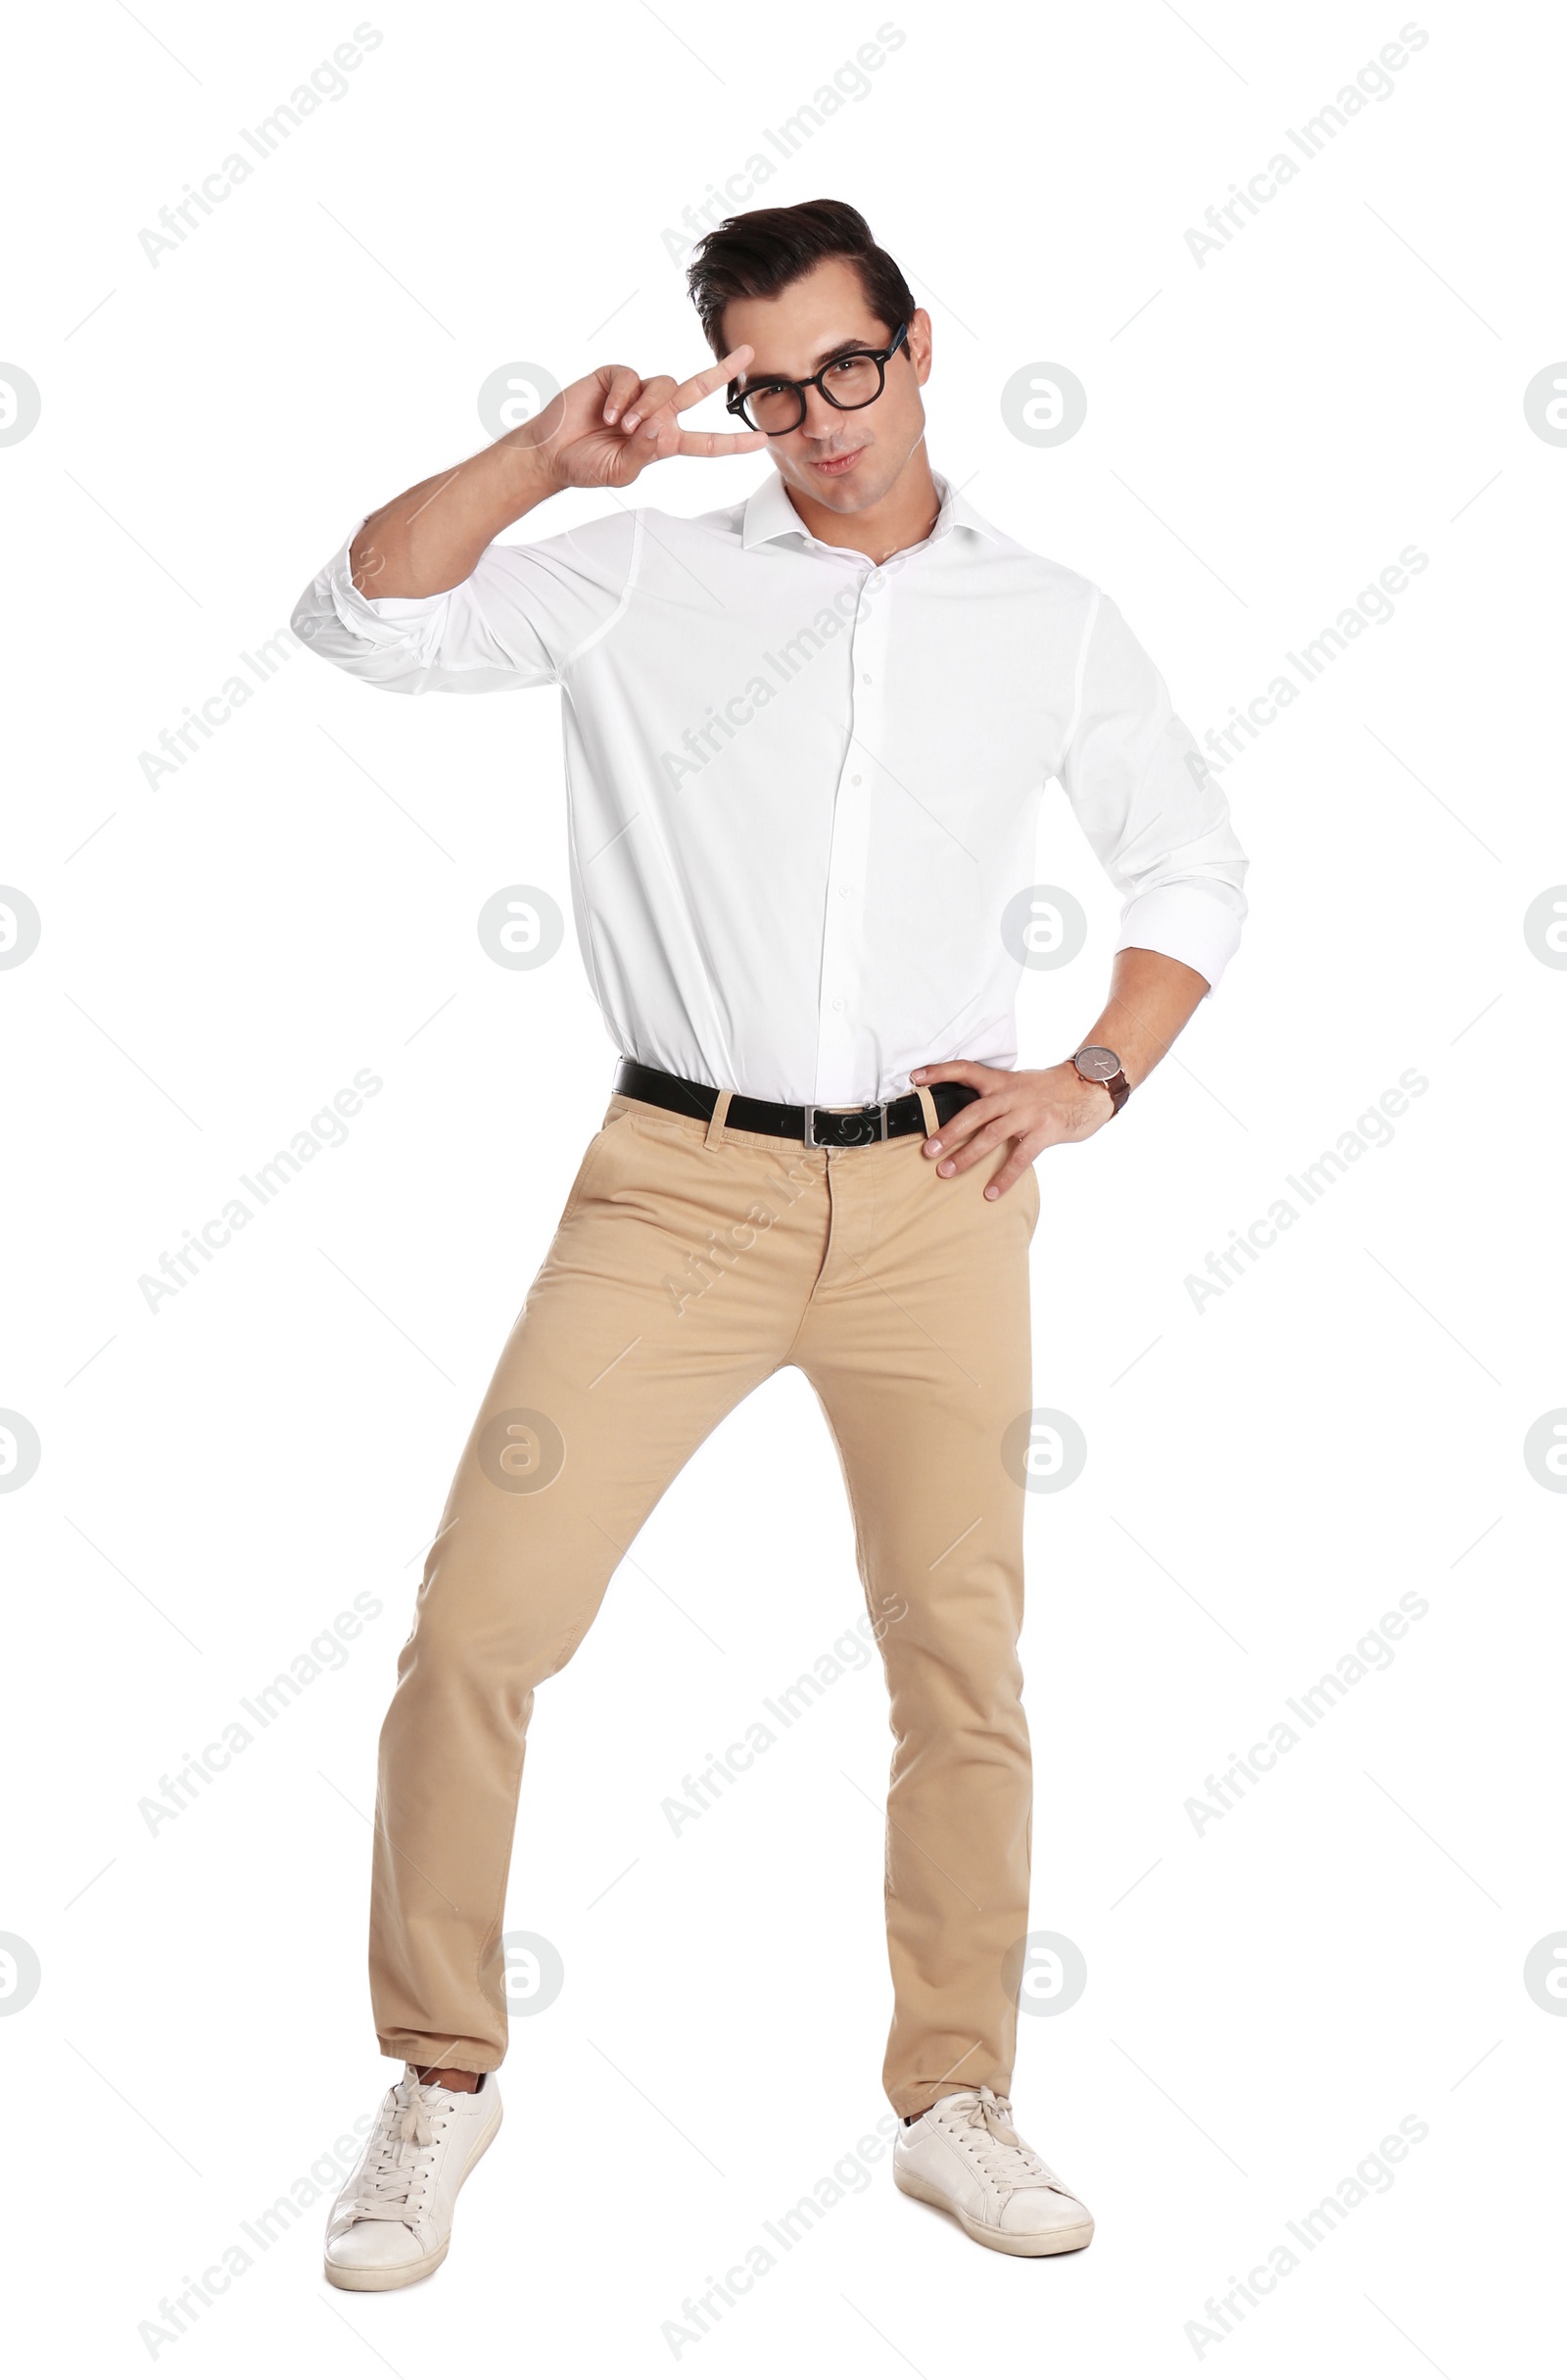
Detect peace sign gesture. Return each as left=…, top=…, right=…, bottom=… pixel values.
left=520, top=347, right=770, bottom=491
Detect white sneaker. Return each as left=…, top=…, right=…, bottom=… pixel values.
left=893, top=2084, right=1094, bottom=2256
left=323, top=2066, right=502, bottom=2290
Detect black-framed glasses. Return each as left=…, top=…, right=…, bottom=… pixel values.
left=725, top=322, right=909, bottom=435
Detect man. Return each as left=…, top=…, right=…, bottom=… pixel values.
left=293, top=198, right=1247, bottom=2288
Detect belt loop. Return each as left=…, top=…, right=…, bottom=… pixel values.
left=704, top=1088, right=734, bottom=1150
left=915, top=1083, right=939, bottom=1138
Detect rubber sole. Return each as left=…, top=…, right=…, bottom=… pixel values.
left=893, top=2162, right=1095, bottom=2256
left=324, top=2099, right=504, bottom=2292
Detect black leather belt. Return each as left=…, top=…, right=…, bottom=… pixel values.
left=612, top=1058, right=979, bottom=1149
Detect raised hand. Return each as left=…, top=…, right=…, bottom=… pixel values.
left=515, top=348, right=770, bottom=490
left=350, top=349, right=771, bottom=600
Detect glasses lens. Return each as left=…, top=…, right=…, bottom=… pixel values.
left=743, top=382, right=804, bottom=433
left=821, top=355, right=883, bottom=409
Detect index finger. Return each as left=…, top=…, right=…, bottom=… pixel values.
left=674, top=426, right=771, bottom=457
left=668, top=344, right=755, bottom=416
left=911, top=1060, right=998, bottom=1087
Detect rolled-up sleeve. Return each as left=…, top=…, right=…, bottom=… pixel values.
left=289, top=508, right=641, bottom=695
left=1057, top=591, right=1249, bottom=992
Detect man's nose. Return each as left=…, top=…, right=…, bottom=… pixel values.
left=799, top=385, right=848, bottom=439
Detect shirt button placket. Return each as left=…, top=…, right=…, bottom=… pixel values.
left=815, top=563, right=887, bottom=1105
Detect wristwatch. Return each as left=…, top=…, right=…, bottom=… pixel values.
left=1071, top=1044, right=1131, bottom=1117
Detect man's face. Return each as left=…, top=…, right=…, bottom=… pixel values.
left=720, top=257, right=931, bottom=516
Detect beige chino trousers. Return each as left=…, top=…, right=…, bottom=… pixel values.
left=369, top=1089, right=1041, bottom=2118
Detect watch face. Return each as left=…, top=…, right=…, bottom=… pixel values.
left=1074, top=1045, right=1120, bottom=1082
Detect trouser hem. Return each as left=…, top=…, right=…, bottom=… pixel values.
left=377, top=2032, right=500, bottom=2073
left=888, top=2065, right=1011, bottom=2121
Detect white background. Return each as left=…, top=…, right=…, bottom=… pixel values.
left=4, top=0, right=1564, bottom=2370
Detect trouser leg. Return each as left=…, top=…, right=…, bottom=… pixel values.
left=368, top=1097, right=828, bottom=2071
left=791, top=1131, right=1041, bottom=2119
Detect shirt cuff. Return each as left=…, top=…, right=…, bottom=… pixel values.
left=291, top=519, right=453, bottom=646
left=1115, top=884, right=1245, bottom=994
left=288, top=516, right=459, bottom=676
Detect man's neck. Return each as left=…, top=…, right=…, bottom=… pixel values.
left=778, top=447, right=944, bottom=565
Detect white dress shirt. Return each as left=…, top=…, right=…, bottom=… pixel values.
left=292, top=470, right=1247, bottom=1107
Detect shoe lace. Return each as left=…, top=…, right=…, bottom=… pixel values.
left=342, top=2071, right=446, bottom=2223
left=938, top=2085, right=1062, bottom=2193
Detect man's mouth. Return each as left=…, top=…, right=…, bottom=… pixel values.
left=812, top=449, right=865, bottom=477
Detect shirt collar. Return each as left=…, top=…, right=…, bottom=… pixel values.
left=740, top=467, right=1002, bottom=555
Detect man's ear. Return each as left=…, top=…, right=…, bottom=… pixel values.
left=909, top=308, right=933, bottom=386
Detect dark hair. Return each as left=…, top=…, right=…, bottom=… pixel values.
left=687, top=199, right=917, bottom=358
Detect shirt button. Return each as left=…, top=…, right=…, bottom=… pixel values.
left=851, top=774, right=862, bottom=785
left=861, top=672, right=872, bottom=683
left=831, top=998, right=845, bottom=1012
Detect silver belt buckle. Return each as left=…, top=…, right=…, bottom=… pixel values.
left=803, top=1102, right=888, bottom=1147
